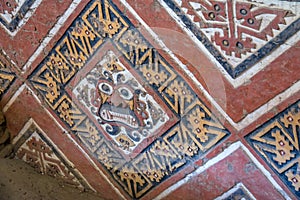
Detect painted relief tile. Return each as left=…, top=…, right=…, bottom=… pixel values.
left=246, top=100, right=300, bottom=198
left=162, top=0, right=300, bottom=78
left=12, top=119, right=89, bottom=190
left=0, top=50, right=16, bottom=98
left=29, top=0, right=230, bottom=198
left=73, top=51, right=171, bottom=155
left=0, top=0, right=41, bottom=33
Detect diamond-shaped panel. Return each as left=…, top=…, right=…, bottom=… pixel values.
left=246, top=100, right=300, bottom=197
left=162, top=0, right=300, bottom=78
left=12, top=119, right=89, bottom=189
left=29, top=0, right=230, bottom=198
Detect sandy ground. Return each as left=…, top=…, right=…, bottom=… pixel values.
left=0, top=158, right=104, bottom=200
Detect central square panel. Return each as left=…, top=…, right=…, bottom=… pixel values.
left=72, top=49, right=173, bottom=155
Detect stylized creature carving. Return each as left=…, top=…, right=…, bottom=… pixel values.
left=91, top=51, right=151, bottom=142
left=79, top=51, right=167, bottom=153
left=96, top=76, right=149, bottom=130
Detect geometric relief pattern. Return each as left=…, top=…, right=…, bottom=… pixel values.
left=215, top=183, right=255, bottom=200
left=218, top=187, right=254, bottom=200
left=0, top=0, right=41, bottom=33
left=246, top=100, right=300, bottom=198
left=163, top=0, right=300, bottom=78
left=12, top=120, right=88, bottom=190
left=29, top=0, right=230, bottom=198
left=0, top=50, right=16, bottom=98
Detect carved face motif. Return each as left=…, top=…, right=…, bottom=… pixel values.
left=97, top=76, right=149, bottom=130
left=74, top=51, right=170, bottom=154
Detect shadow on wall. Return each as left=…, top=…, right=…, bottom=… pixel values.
left=0, top=111, right=103, bottom=200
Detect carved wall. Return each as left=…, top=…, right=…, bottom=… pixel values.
left=0, top=0, right=299, bottom=199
